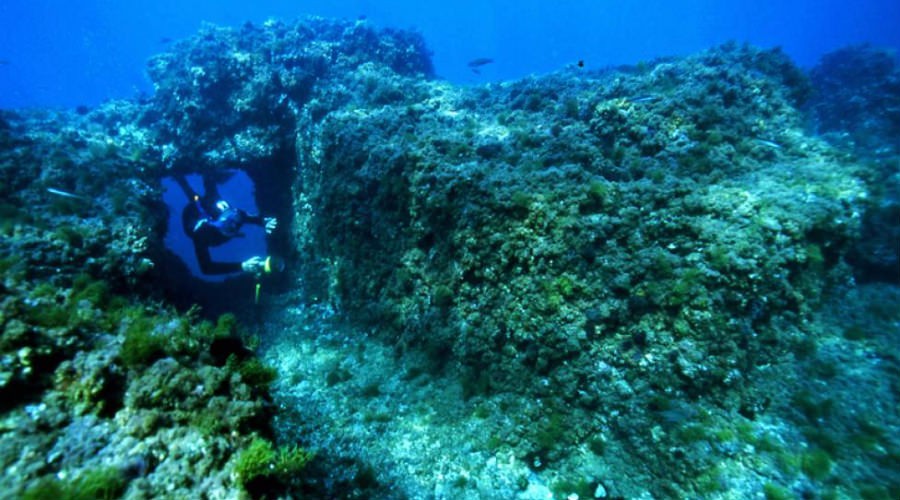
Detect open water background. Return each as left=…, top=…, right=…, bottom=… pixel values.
left=1, top=0, right=899, bottom=109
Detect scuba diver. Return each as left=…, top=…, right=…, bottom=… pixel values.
left=173, top=174, right=279, bottom=277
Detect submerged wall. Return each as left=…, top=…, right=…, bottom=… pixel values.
left=294, top=43, right=862, bottom=404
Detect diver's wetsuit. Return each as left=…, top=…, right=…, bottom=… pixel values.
left=175, top=175, right=265, bottom=275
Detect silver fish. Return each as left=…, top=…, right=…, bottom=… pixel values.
left=47, top=188, right=86, bottom=200
left=753, top=138, right=782, bottom=149
left=626, top=95, right=661, bottom=104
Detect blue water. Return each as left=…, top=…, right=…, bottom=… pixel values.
left=1, top=0, right=898, bottom=109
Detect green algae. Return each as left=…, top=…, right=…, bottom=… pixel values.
left=792, top=391, right=835, bottom=422
left=532, top=411, right=569, bottom=458
left=23, top=467, right=127, bottom=500
left=801, top=449, right=833, bottom=480
left=236, top=357, right=278, bottom=393
left=21, top=476, right=64, bottom=500
left=551, top=477, right=595, bottom=499
left=212, top=312, right=239, bottom=337
left=234, top=437, right=314, bottom=492
left=432, top=284, right=455, bottom=309
left=842, top=324, right=869, bottom=341
left=120, top=312, right=167, bottom=368
left=360, top=380, right=383, bottom=398
left=2, top=267, right=280, bottom=495
left=587, top=436, right=606, bottom=456
left=763, top=482, right=794, bottom=500
left=694, top=466, right=726, bottom=495
left=326, top=365, right=353, bottom=386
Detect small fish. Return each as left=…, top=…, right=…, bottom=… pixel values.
left=626, top=95, right=661, bottom=104
left=753, top=138, right=782, bottom=149
left=47, top=188, right=86, bottom=200
left=0, top=59, right=10, bottom=66
left=159, top=37, right=173, bottom=45
left=577, top=60, right=585, bottom=68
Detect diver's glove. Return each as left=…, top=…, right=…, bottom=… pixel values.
left=241, top=256, right=267, bottom=275
left=264, top=217, right=278, bottom=234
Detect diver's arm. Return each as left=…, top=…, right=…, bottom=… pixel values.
left=241, top=209, right=264, bottom=225
left=193, top=239, right=243, bottom=275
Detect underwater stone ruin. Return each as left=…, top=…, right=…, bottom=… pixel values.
left=1, top=17, right=898, bottom=499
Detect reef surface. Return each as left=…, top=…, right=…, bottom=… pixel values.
left=1, top=18, right=898, bottom=499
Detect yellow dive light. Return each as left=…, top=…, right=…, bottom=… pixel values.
left=253, top=256, right=284, bottom=304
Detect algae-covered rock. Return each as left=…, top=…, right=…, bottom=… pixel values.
left=293, top=42, right=864, bottom=406
left=808, top=44, right=900, bottom=158
left=146, top=18, right=433, bottom=173
left=285, top=39, right=874, bottom=496
left=0, top=270, right=282, bottom=497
